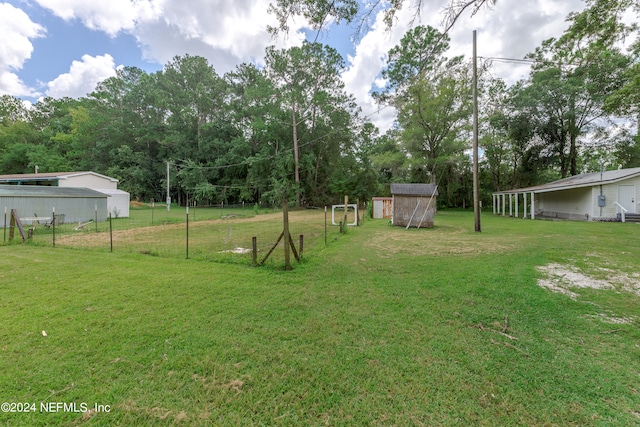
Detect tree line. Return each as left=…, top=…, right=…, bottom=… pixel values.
left=0, top=0, right=638, bottom=209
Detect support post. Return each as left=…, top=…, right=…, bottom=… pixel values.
left=531, top=192, right=535, bottom=220
left=252, top=236, right=258, bottom=266
left=166, top=161, right=171, bottom=212
left=324, top=206, right=327, bottom=245
left=472, top=29, right=481, bottom=232
left=509, top=194, right=513, bottom=217
left=283, top=200, right=291, bottom=270
left=299, top=234, right=304, bottom=258
left=52, top=207, right=55, bottom=248
left=186, top=206, right=189, bottom=259
left=109, top=213, right=113, bottom=252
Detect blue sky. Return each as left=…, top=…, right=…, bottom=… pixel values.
left=23, top=8, right=162, bottom=91
left=1, top=0, right=586, bottom=131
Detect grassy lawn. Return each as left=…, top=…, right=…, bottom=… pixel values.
left=23, top=206, right=334, bottom=266
left=1, top=211, right=639, bottom=426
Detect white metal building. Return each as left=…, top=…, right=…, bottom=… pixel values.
left=0, top=185, right=108, bottom=225
left=0, top=171, right=130, bottom=218
left=492, top=167, right=640, bottom=222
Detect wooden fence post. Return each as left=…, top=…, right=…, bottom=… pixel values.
left=252, top=236, right=257, bottom=266
left=283, top=200, right=291, bottom=270
left=299, top=234, right=303, bottom=258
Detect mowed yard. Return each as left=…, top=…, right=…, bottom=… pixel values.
left=1, top=210, right=639, bottom=426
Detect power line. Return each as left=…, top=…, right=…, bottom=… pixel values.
left=479, top=56, right=536, bottom=64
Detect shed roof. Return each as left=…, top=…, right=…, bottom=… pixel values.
left=391, top=184, right=439, bottom=197
left=0, top=171, right=118, bottom=184
left=493, top=167, right=640, bottom=195
left=0, top=185, right=108, bottom=198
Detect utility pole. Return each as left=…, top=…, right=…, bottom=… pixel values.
left=472, top=30, right=481, bottom=233
left=166, top=161, right=171, bottom=212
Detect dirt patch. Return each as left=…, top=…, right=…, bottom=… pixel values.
left=537, top=263, right=640, bottom=299
left=537, top=263, right=639, bottom=324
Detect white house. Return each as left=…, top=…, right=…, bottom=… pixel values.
left=0, top=171, right=130, bottom=218
left=492, top=167, right=640, bottom=222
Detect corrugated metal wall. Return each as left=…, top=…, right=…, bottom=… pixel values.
left=0, top=196, right=108, bottom=226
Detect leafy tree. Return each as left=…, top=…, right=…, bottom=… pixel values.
left=264, top=42, right=359, bottom=206
left=0, top=95, right=30, bottom=123
left=378, top=25, right=472, bottom=189
left=520, top=32, right=629, bottom=178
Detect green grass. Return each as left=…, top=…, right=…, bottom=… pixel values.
left=1, top=212, right=639, bottom=426
left=21, top=206, right=335, bottom=266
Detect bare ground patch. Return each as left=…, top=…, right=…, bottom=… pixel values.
left=537, top=263, right=640, bottom=298
left=537, top=263, right=640, bottom=324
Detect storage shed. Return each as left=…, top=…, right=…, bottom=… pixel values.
left=0, top=171, right=130, bottom=218
left=0, top=185, right=108, bottom=225
left=391, top=184, right=439, bottom=228
left=372, top=197, right=393, bottom=219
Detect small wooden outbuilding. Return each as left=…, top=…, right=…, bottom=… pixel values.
left=372, top=197, right=393, bottom=219
left=391, top=184, right=438, bottom=228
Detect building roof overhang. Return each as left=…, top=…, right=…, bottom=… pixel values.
left=492, top=168, right=640, bottom=196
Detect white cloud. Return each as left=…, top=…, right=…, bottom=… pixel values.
left=34, top=0, right=306, bottom=75
left=133, top=0, right=306, bottom=73
left=46, top=54, right=117, bottom=98
left=341, top=5, right=428, bottom=133
left=0, top=2, right=45, bottom=96
left=342, top=0, right=587, bottom=133
left=35, top=0, right=160, bottom=37
left=444, top=0, right=585, bottom=84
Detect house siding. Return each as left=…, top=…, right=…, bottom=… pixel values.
left=538, top=188, right=592, bottom=220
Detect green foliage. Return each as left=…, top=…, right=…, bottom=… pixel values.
left=378, top=25, right=472, bottom=191
left=1, top=0, right=639, bottom=212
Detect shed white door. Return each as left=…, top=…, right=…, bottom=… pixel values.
left=618, top=185, right=636, bottom=213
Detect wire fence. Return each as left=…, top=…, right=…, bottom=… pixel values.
left=4, top=204, right=364, bottom=268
